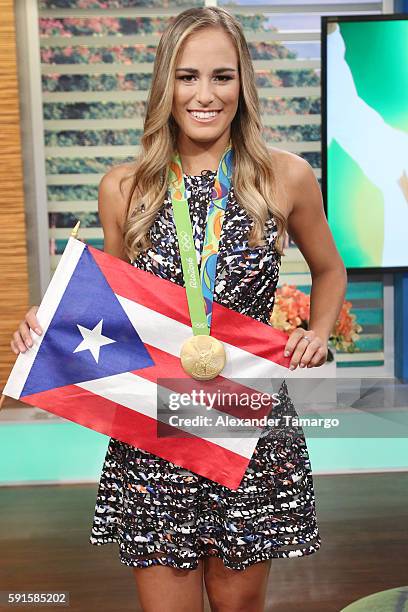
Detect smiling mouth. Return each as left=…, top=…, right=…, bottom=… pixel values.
left=187, top=110, right=222, bottom=122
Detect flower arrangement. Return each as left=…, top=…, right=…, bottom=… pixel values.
left=270, top=284, right=362, bottom=361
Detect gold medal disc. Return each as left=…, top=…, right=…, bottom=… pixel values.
left=180, top=335, right=226, bottom=381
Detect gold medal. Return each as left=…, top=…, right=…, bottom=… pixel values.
left=169, top=142, right=233, bottom=381
left=180, top=335, right=226, bottom=381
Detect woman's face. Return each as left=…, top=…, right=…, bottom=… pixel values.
left=171, top=27, right=240, bottom=145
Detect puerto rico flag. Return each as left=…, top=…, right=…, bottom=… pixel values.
left=2, top=238, right=291, bottom=489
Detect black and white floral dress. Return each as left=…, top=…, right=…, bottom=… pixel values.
left=89, top=171, right=322, bottom=570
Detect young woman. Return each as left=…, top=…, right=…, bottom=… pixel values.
left=11, top=7, right=347, bottom=612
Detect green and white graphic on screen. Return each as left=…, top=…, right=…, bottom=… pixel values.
left=326, top=19, right=408, bottom=269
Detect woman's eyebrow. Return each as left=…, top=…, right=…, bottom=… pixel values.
left=175, top=67, right=237, bottom=74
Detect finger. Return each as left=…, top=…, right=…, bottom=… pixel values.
left=13, top=331, right=27, bottom=353
left=26, top=309, right=42, bottom=335
left=284, top=329, right=314, bottom=358
left=298, top=342, right=323, bottom=368
left=18, top=322, right=33, bottom=349
left=284, top=329, right=303, bottom=357
left=10, top=340, right=19, bottom=355
left=307, top=347, right=327, bottom=368
left=289, top=337, right=313, bottom=369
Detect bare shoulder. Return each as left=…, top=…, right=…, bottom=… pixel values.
left=268, top=146, right=309, bottom=176
left=98, top=162, right=139, bottom=262
left=268, top=147, right=314, bottom=216
left=98, top=162, right=137, bottom=231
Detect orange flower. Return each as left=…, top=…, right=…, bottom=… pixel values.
left=270, top=283, right=362, bottom=353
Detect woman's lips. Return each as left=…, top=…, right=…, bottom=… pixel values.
left=187, top=110, right=222, bottom=123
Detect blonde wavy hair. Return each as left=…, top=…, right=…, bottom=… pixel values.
left=121, top=6, right=288, bottom=262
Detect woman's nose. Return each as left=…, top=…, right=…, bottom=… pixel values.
left=195, top=79, right=215, bottom=104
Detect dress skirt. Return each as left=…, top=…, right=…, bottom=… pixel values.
left=89, top=383, right=321, bottom=571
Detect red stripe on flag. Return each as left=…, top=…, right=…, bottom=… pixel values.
left=20, top=385, right=250, bottom=489
left=89, top=245, right=290, bottom=368
left=89, top=245, right=191, bottom=325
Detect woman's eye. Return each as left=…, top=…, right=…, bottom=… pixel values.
left=177, top=75, right=232, bottom=82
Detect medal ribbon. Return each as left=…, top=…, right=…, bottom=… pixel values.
left=168, top=141, right=234, bottom=336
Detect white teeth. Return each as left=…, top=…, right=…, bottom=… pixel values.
left=190, top=111, right=218, bottom=119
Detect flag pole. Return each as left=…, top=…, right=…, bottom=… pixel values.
left=71, top=220, right=81, bottom=238
left=1, top=221, right=82, bottom=412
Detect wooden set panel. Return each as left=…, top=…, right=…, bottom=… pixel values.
left=0, top=0, right=29, bottom=392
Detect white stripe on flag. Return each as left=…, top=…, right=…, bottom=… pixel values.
left=77, top=372, right=261, bottom=459
left=116, top=295, right=288, bottom=392
left=3, top=238, right=85, bottom=399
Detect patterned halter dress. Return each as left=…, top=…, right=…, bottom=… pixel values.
left=89, top=170, right=322, bottom=570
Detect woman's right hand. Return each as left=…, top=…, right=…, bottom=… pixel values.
left=10, top=306, right=42, bottom=355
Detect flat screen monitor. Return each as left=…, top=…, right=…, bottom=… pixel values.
left=321, top=14, right=408, bottom=272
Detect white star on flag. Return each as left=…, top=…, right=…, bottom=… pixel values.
left=73, top=319, right=116, bottom=363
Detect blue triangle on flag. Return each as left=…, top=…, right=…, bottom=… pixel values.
left=21, top=246, right=155, bottom=397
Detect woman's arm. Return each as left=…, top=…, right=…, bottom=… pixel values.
left=98, top=165, right=132, bottom=262
left=281, top=152, right=347, bottom=369
left=9, top=165, right=132, bottom=357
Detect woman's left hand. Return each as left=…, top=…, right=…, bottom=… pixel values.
left=284, top=328, right=328, bottom=369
